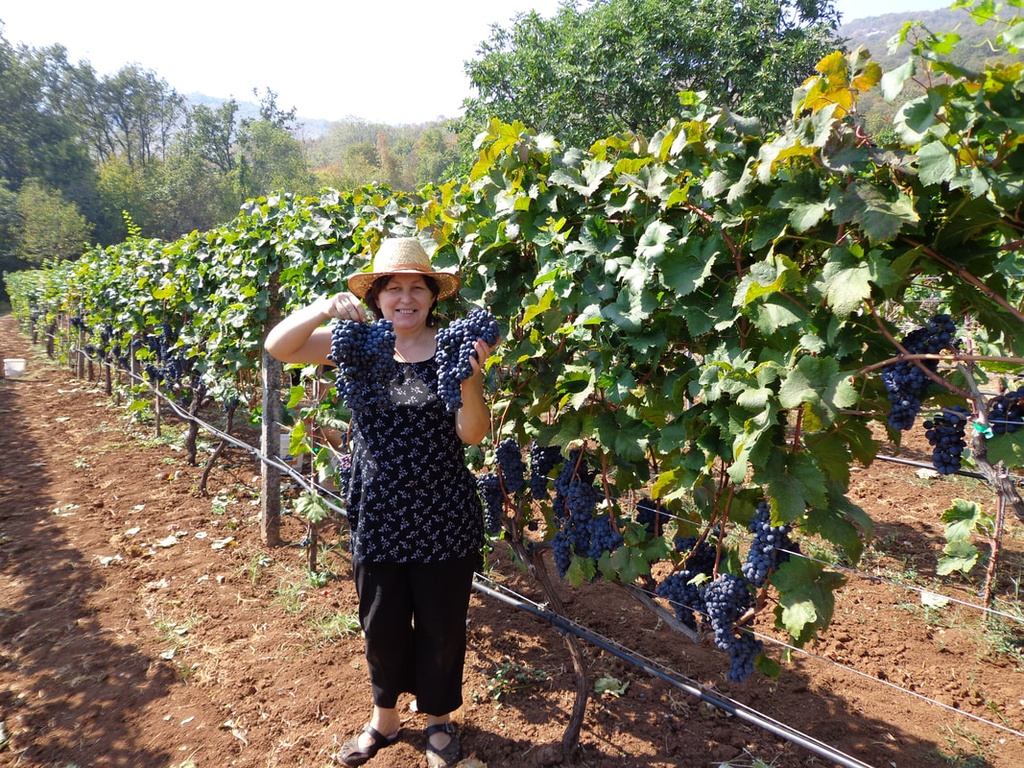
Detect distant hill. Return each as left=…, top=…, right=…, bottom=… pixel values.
left=184, top=92, right=331, bottom=140
left=838, top=7, right=1022, bottom=131
left=840, top=7, right=1020, bottom=73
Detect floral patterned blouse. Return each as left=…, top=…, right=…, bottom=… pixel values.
left=345, top=356, right=484, bottom=564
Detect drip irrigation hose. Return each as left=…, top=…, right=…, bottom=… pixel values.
left=472, top=579, right=877, bottom=768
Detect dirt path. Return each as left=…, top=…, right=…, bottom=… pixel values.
left=1, top=311, right=1022, bottom=768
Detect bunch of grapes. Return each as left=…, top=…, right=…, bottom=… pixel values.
left=552, top=449, right=590, bottom=524
left=585, top=513, right=624, bottom=562
left=636, top=497, right=669, bottom=537
left=880, top=314, right=959, bottom=430
left=552, top=529, right=574, bottom=578
left=435, top=308, right=501, bottom=412
left=742, top=500, right=793, bottom=589
left=675, top=534, right=718, bottom=575
left=703, top=573, right=754, bottom=652
left=923, top=404, right=970, bottom=474
left=548, top=451, right=622, bottom=577
left=477, top=472, right=504, bottom=535
left=658, top=531, right=719, bottom=631
left=528, top=443, right=563, bottom=500
left=495, top=437, right=526, bottom=494
left=656, top=570, right=707, bottom=630
left=988, top=388, right=1024, bottom=435
left=335, top=451, right=353, bottom=499
left=328, top=319, right=398, bottom=414
left=727, top=631, right=764, bottom=683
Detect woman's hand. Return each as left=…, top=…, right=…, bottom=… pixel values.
left=465, top=336, right=501, bottom=378
left=265, top=291, right=366, bottom=366
left=456, top=334, right=501, bottom=445
left=317, top=291, right=367, bottom=323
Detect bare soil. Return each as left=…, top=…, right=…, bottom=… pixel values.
left=1, top=311, right=1023, bottom=768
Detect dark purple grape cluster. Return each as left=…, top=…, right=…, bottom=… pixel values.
left=988, top=388, right=1023, bottom=435
left=585, top=514, right=623, bottom=561
left=880, top=314, right=959, bottom=430
left=552, top=449, right=590, bottom=524
left=495, top=437, right=526, bottom=494
left=655, top=570, right=706, bottom=630
left=742, top=500, right=792, bottom=589
left=435, top=308, right=501, bottom=412
left=548, top=450, right=621, bottom=578
left=552, top=529, right=573, bottom=577
left=636, top=497, right=669, bottom=537
left=528, top=443, right=563, bottom=499
left=328, top=318, right=398, bottom=414
left=923, top=405, right=970, bottom=474
left=675, top=534, right=718, bottom=575
left=137, top=321, right=190, bottom=387
left=335, top=451, right=353, bottom=499
left=477, top=472, right=504, bottom=535
left=658, top=531, right=718, bottom=630
left=726, top=631, right=764, bottom=683
left=704, top=574, right=754, bottom=652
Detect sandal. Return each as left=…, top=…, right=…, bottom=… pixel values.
left=336, top=724, right=399, bottom=767
left=425, top=722, right=460, bottom=768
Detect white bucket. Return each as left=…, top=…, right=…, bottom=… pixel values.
left=3, top=358, right=26, bottom=377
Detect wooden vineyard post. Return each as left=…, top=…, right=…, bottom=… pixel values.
left=261, top=275, right=283, bottom=547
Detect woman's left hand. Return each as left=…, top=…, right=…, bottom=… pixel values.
left=466, top=336, right=501, bottom=378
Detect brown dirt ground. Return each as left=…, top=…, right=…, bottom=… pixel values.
left=1, top=310, right=1023, bottom=768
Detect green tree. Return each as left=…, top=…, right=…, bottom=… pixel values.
left=412, top=124, right=461, bottom=186
left=237, top=119, right=316, bottom=200
left=15, top=178, right=92, bottom=264
left=461, top=0, right=841, bottom=146
left=0, top=178, right=24, bottom=281
left=0, top=32, right=97, bottom=215
left=185, top=99, right=240, bottom=174
left=98, top=64, right=184, bottom=168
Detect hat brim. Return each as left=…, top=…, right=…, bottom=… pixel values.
left=347, top=268, right=461, bottom=301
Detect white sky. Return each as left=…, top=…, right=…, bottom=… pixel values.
left=1, top=0, right=956, bottom=125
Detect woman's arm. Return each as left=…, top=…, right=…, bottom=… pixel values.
left=264, top=292, right=366, bottom=365
left=455, top=336, right=499, bottom=445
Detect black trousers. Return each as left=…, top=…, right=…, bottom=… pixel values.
left=353, top=553, right=479, bottom=716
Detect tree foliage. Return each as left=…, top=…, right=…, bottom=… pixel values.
left=14, top=178, right=92, bottom=264
left=461, top=0, right=843, bottom=147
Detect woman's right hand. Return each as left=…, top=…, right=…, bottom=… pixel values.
left=317, top=291, right=367, bottom=323
left=266, top=292, right=365, bottom=365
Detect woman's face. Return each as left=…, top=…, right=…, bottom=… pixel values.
left=376, top=274, right=435, bottom=332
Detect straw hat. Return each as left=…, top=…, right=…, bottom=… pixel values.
left=347, top=238, right=461, bottom=300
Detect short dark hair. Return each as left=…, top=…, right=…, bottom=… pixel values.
left=363, top=274, right=441, bottom=327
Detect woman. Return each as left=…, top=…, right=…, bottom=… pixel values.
left=264, top=237, right=496, bottom=768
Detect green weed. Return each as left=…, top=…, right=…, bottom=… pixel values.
left=487, top=659, right=551, bottom=702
